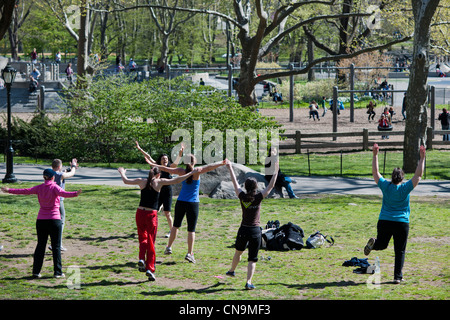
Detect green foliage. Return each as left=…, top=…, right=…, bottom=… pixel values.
left=50, top=76, right=281, bottom=163
left=279, top=79, right=336, bottom=102
left=4, top=113, right=58, bottom=160
left=20, top=4, right=76, bottom=56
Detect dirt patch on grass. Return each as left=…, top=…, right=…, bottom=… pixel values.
left=409, top=236, right=450, bottom=244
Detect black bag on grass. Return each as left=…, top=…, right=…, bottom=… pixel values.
left=282, top=222, right=304, bottom=250
left=263, top=222, right=304, bottom=251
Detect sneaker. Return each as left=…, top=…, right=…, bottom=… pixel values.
left=245, top=283, right=255, bottom=290
left=364, top=238, right=376, bottom=256
left=54, top=273, right=65, bottom=279
left=393, top=278, right=406, bottom=284
left=138, top=260, right=146, bottom=272
left=226, top=271, right=235, bottom=277
left=185, top=253, right=196, bottom=263
left=32, top=273, right=42, bottom=279
left=164, top=247, right=172, bottom=255
left=49, top=246, right=67, bottom=252
left=146, top=270, right=156, bottom=281
left=165, top=232, right=171, bottom=238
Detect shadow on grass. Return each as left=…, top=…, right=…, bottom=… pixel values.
left=76, top=233, right=136, bottom=242
left=0, top=253, right=33, bottom=259
left=268, top=280, right=399, bottom=290
left=280, top=280, right=365, bottom=289
left=140, top=281, right=238, bottom=297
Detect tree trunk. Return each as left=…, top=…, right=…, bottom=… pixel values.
left=157, top=35, right=170, bottom=69
left=403, top=0, right=440, bottom=173
left=236, top=35, right=258, bottom=107
left=99, top=12, right=109, bottom=60
left=76, top=1, right=89, bottom=88
left=8, top=25, right=19, bottom=61
left=307, top=34, right=315, bottom=81
left=237, top=62, right=258, bottom=107
left=0, top=1, right=15, bottom=41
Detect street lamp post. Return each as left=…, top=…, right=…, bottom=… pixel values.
left=2, top=64, right=17, bottom=184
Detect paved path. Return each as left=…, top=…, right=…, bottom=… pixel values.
left=1, top=163, right=449, bottom=197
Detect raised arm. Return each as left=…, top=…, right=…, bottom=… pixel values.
left=62, top=158, right=78, bottom=179
left=158, top=168, right=197, bottom=187
left=196, top=159, right=227, bottom=175
left=411, top=145, right=426, bottom=188
left=118, top=167, right=146, bottom=188
left=170, top=144, right=184, bottom=168
left=145, top=158, right=186, bottom=175
left=261, top=160, right=279, bottom=198
left=372, top=143, right=382, bottom=184
left=135, top=141, right=156, bottom=165
left=226, top=160, right=242, bottom=197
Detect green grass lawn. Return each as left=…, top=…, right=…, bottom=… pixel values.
left=0, top=183, right=448, bottom=301
left=252, top=150, right=450, bottom=180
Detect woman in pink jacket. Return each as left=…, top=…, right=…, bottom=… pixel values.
left=1, top=169, right=81, bottom=278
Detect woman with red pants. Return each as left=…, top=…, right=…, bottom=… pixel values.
left=118, top=166, right=196, bottom=281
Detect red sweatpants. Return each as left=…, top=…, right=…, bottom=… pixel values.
left=135, top=208, right=158, bottom=272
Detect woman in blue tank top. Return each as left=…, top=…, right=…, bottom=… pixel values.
left=149, top=154, right=226, bottom=264
left=363, top=143, right=425, bottom=284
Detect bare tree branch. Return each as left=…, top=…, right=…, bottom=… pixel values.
left=260, top=12, right=372, bottom=58
left=90, top=3, right=242, bottom=29
left=252, top=35, right=413, bottom=86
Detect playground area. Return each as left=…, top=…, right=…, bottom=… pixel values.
left=261, top=105, right=450, bottom=153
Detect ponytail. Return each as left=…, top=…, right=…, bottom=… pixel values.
left=185, top=154, right=196, bottom=184
left=145, top=167, right=160, bottom=189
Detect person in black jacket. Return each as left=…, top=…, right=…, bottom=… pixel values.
left=438, top=108, right=449, bottom=141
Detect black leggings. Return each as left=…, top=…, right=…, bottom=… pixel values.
left=173, top=200, right=199, bottom=232
left=373, top=220, right=409, bottom=280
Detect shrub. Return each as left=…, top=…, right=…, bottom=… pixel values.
left=279, top=79, right=335, bottom=102
left=3, top=113, right=57, bottom=160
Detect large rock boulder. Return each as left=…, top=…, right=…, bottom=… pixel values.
left=171, top=162, right=287, bottom=199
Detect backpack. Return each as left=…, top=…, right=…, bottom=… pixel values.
left=306, top=231, right=334, bottom=249
left=263, top=222, right=304, bottom=251
left=282, top=222, right=304, bottom=250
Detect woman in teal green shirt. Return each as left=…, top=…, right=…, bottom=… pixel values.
left=364, top=143, right=426, bottom=284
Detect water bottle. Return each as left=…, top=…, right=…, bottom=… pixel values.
left=375, top=256, right=380, bottom=273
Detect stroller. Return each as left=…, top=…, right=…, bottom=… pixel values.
left=29, top=76, right=38, bottom=94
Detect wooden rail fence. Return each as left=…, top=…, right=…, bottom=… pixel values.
left=279, top=127, right=450, bottom=153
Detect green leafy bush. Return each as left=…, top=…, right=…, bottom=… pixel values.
left=2, top=113, right=57, bottom=160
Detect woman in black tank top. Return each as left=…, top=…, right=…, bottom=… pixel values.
left=118, top=164, right=195, bottom=282
left=135, top=141, right=184, bottom=238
